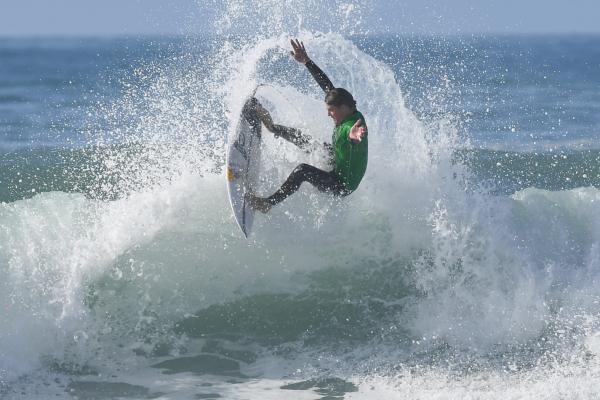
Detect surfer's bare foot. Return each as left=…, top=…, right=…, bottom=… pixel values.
left=245, top=192, right=272, bottom=214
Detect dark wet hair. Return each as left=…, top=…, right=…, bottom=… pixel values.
left=325, top=88, right=356, bottom=109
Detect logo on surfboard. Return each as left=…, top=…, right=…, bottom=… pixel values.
left=227, top=167, right=237, bottom=182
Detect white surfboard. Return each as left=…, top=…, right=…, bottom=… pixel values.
left=226, top=94, right=262, bottom=237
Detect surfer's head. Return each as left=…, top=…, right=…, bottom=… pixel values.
left=325, top=88, right=356, bottom=125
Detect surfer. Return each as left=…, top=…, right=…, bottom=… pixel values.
left=246, top=39, right=368, bottom=213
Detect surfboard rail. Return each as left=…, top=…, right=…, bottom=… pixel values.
left=226, top=92, right=262, bottom=237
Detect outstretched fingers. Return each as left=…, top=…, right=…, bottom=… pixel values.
left=290, top=38, right=309, bottom=63
left=291, top=39, right=301, bottom=51
left=349, top=119, right=367, bottom=142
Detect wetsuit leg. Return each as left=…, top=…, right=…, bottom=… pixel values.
left=267, top=163, right=347, bottom=206
left=244, top=97, right=312, bottom=151
left=271, top=124, right=311, bottom=150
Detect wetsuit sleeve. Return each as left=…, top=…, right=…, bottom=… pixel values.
left=305, top=59, right=335, bottom=93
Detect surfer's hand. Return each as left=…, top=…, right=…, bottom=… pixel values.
left=290, top=39, right=310, bottom=64
left=349, top=119, right=367, bottom=142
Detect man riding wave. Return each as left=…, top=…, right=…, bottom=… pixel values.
left=245, top=39, right=368, bottom=213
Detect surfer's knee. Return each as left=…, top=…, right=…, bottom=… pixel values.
left=293, top=163, right=311, bottom=175
left=286, top=163, right=312, bottom=188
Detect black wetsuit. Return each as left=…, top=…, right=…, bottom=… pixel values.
left=267, top=60, right=351, bottom=205
left=263, top=60, right=351, bottom=206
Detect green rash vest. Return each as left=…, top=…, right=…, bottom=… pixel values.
left=332, top=110, right=368, bottom=191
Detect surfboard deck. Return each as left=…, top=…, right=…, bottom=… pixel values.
left=226, top=95, right=262, bottom=237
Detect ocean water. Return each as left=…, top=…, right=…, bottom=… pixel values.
left=2, top=3, right=600, bottom=400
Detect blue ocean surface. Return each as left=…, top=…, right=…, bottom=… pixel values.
left=1, top=29, right=600, bottom=400
left=0, top=36, right=188, bottom=149
left=2, top=35, right=599, bottom=152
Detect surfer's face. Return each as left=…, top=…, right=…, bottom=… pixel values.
left=326, top=104, right=352, bottom=125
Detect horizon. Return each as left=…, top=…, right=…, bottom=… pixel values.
left=2, top=31, right=600, bottom=40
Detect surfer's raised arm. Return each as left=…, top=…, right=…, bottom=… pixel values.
left=290, top=39, right=335, bottom=93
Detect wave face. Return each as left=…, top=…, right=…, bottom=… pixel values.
left=2, top=1, right=600, bottom=399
